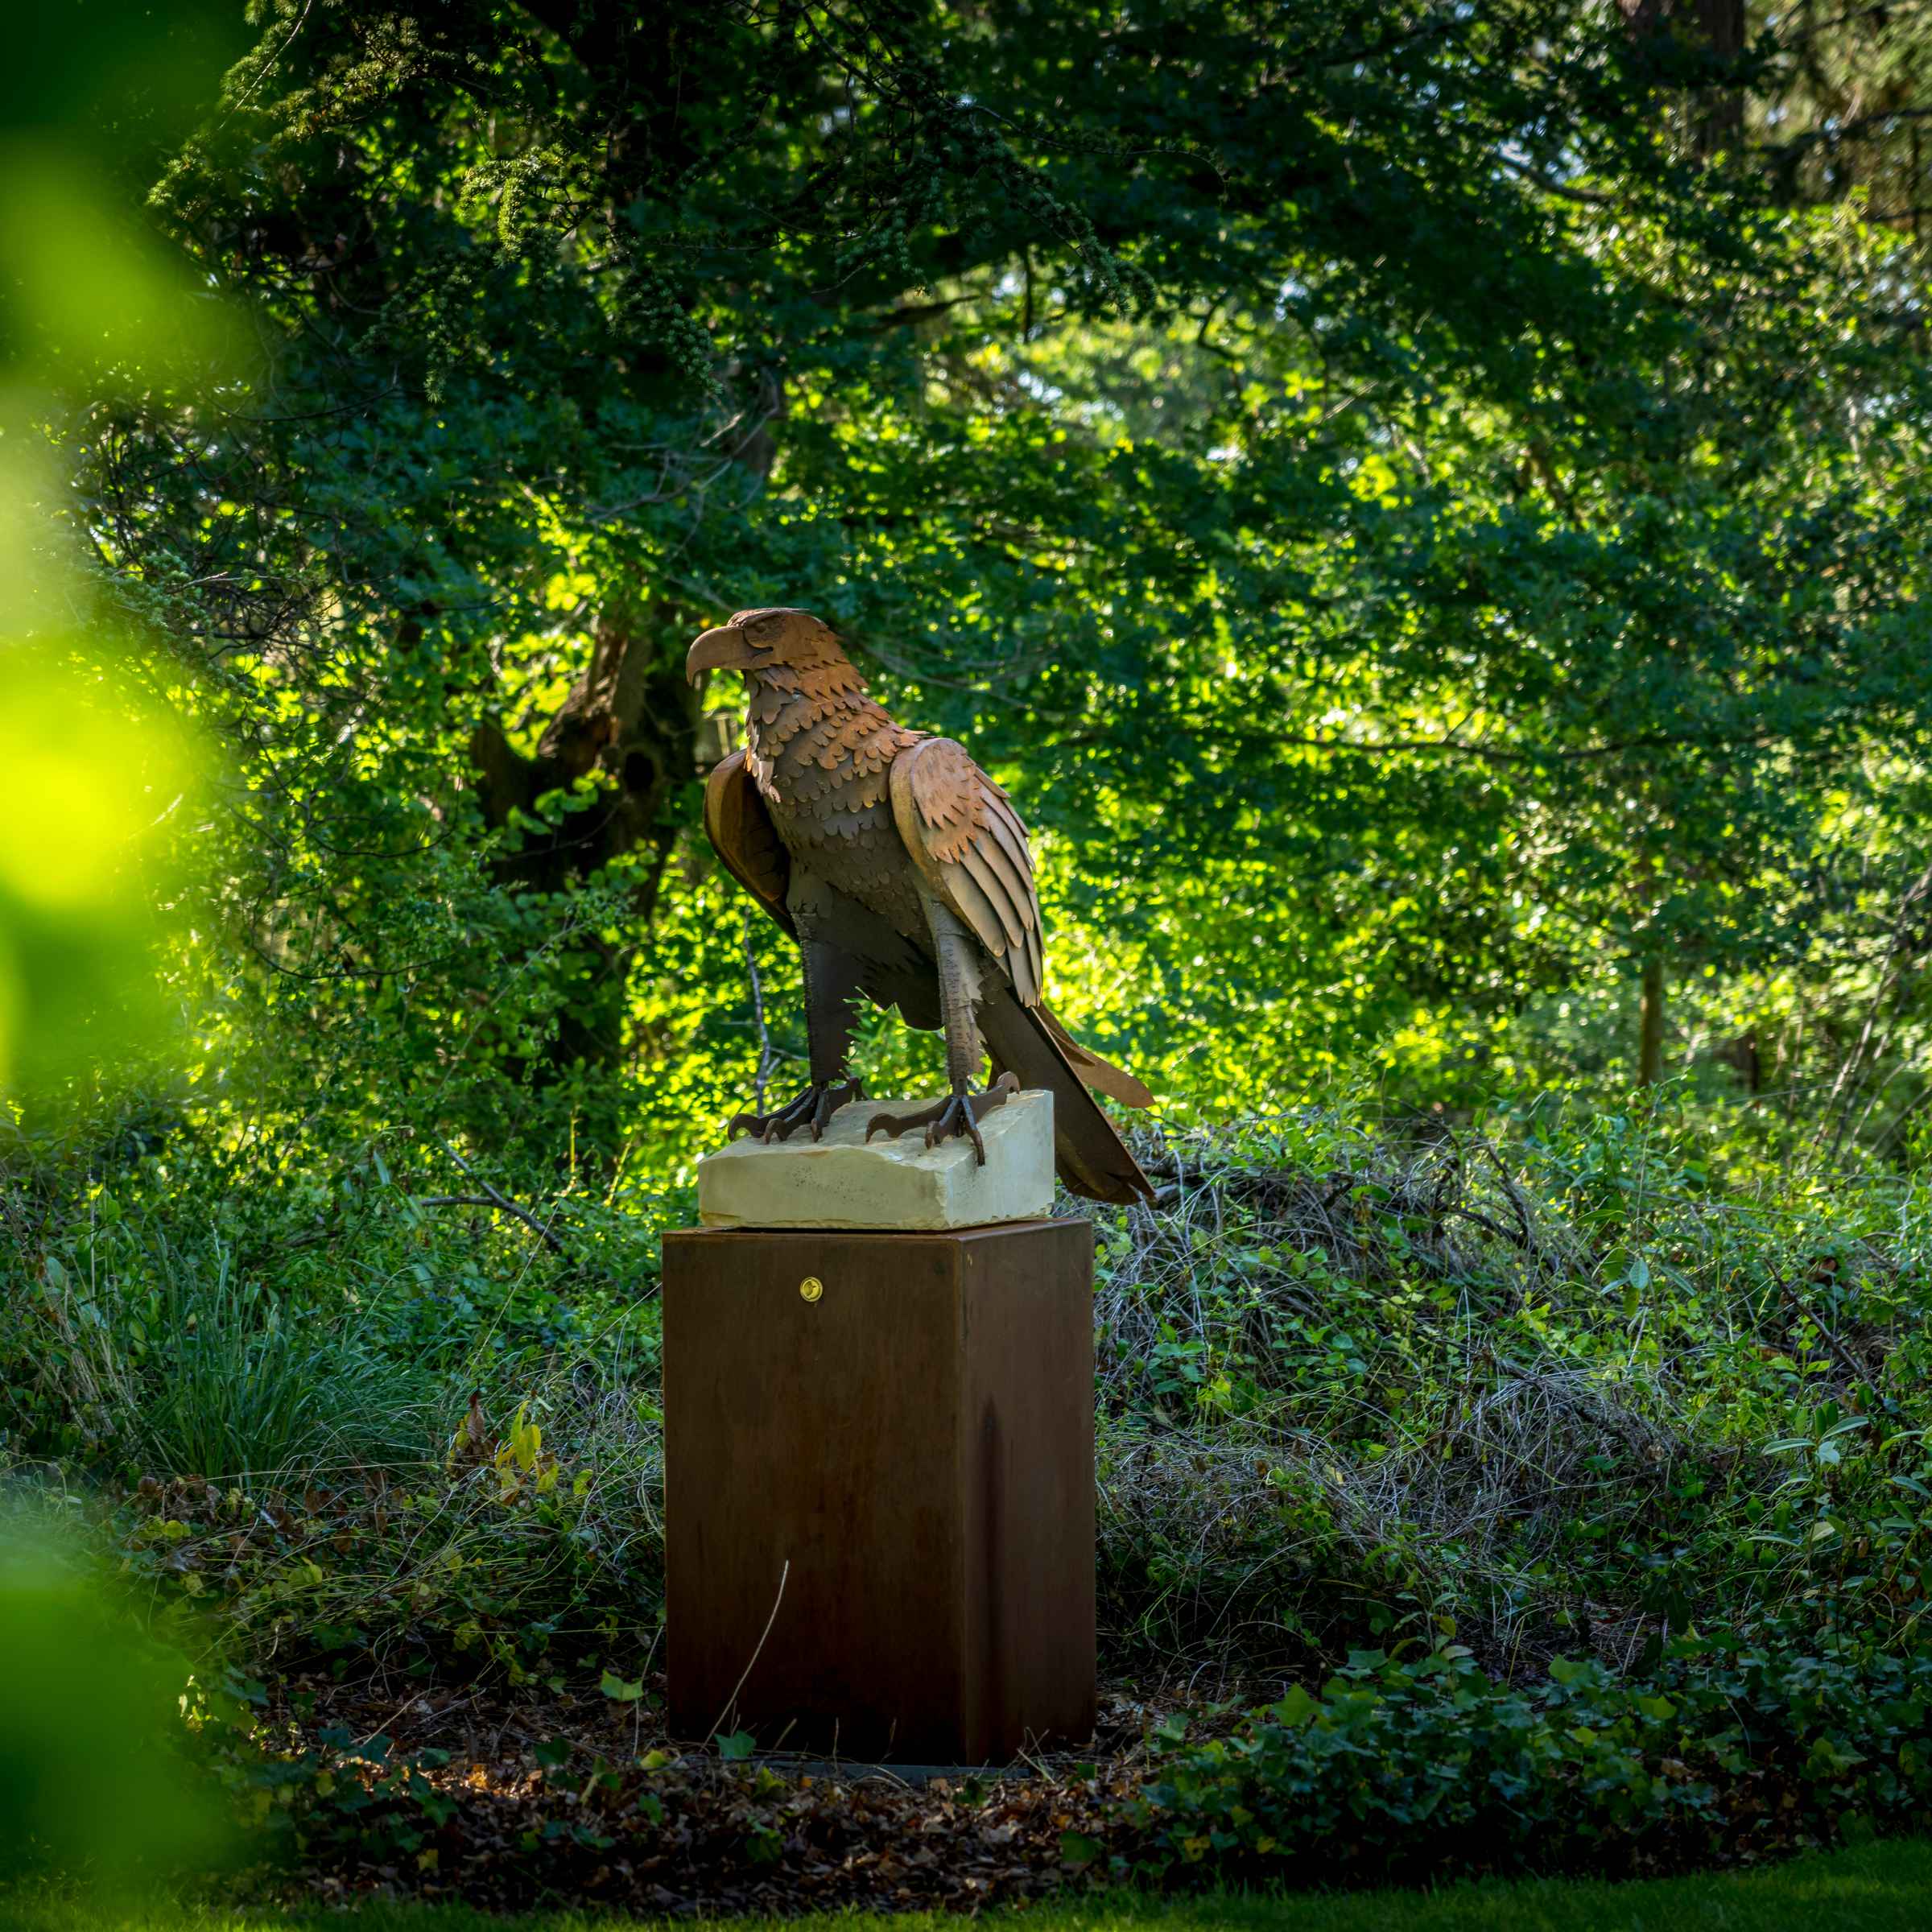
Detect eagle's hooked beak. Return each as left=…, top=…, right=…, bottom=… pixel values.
left=685, top=622, right=755, bottom=683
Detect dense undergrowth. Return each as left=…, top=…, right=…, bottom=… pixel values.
left=6, top=1082, right=1932, bottom=1897
left=1092, top=1097, right=1932, bottom=1682
left=3, top=1084, right=1928, bottom=1696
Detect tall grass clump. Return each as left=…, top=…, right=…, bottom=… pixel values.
left=27, top=1225, right=442, bottom=1484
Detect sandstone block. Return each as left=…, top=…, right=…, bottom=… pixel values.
left=696, top=1088, right=1054, bottom=1230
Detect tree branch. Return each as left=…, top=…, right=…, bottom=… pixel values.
left=425, top=1136, right=566, bottom=1253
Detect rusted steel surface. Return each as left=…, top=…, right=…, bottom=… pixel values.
left=663, top=1217, right=1095, bottom=1764
left=686, top=606, right=1153, bottom=1203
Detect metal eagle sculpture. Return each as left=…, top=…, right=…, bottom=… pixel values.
left=687, top=607, right=1154, bottom=1205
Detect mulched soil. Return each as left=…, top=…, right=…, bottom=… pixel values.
left=260, top=1673, right=1199, bottom=1917
left=124, top=1473, right=1236, bottom=1915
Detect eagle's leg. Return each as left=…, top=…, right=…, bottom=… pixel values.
left=865, top=899, right=1013, bottom=1164
left=725, top=934, right=863, bottom=1143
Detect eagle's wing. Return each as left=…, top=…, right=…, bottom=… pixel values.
left=887, top=737, right=1044, bottom=1007
left=703, top=749, right=795, bottom=938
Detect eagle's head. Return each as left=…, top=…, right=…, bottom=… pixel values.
left=685, top=607, right=848, bottom=682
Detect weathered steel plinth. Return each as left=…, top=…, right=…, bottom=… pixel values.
left=663, top=1218, right=1095, bottom=1763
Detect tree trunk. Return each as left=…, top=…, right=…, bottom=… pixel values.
left=1638, top=954, right=1666, bottom=1088
left=1618, top=0, right=1748, bottom=157
left=468, top=603, right=701, bottom=1080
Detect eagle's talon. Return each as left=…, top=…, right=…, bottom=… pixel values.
left=866, top=1073, right=1020, bottom=1166
left=926, top=1098, right=985, bottom=1162
left=729, top=1079, right=862, bottom=1145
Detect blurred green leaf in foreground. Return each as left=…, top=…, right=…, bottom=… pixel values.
left=0, top=2, right=244, bottom=1114
left=0, top=1510, right=232, bottom=1889
left=0, top=638, right=205, bottom=1100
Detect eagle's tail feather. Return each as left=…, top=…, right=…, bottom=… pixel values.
left=980, top=989, right=1154, bottom=1205
left=1034, top=1002, right=1154, bottom=1108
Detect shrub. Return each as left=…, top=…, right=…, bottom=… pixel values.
left=115, top=1361, right=663, bottom=1681
left=1129, top=1633, right=1932, bottom=1884
left=12, top=1086, right=1932, bottom=1703
left=1088, top=1098, right=1932, bottom=1677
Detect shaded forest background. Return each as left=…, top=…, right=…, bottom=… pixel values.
left=10, top=0, right=1930, bottom=1193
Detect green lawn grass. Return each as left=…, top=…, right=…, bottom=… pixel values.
left=13, top=1839, right=1932, bottom=1932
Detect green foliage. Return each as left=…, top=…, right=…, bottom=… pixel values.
left=105, top=1384, right=665, bottom=1686
left=1130, top=1633, right=1932, bottom=1884
left=0, top=3, right=236, bottom=1120
left=1, top=1162, right=663, bottom=1681
left=45, top=1226, right=439, bottom=1484
left=6, top=1089, right=1927, bottom=1710
left=7, top=2, right=1932, bottom=1910
left=0, top=1125, right=650, bottom=1466
left=18, top=0, right=1912, bottom=1179
left=0, top=641, right=208, bottom=1106
left=256, top=1725, right=459, bottom=1870
left=11, top=0, right=1932, bottom=1909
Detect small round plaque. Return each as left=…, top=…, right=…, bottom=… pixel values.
left=798, top=1275, right=824, bottom=1304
